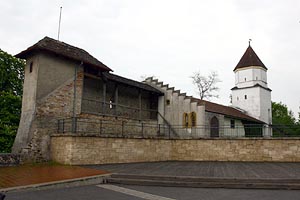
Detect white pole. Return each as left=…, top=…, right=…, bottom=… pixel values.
left=57, top=6, right=62, bottom=40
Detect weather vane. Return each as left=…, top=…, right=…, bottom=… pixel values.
left=249, top=39, right=252, bottom=46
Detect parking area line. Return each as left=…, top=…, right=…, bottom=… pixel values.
left=97, top=184, right=176, bottom=200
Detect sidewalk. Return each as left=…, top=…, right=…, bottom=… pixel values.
left=2, top=161, right=300, bottom=191
left=86, top=161, right=300, bottom=179
left=86, top=161, right=300, bottom=190
left=0, top=163, right=108, bottom=191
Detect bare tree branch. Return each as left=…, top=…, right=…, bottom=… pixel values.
left=191, top=71, right=221, bottom=100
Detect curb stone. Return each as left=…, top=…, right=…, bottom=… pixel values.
left=0, top=174, right=111, bottom=193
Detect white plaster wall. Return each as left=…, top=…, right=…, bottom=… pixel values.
left=232, top=87, right=271, bottom=124
left=223, top=118, right=245, bottom=137
left=259, top=87, right=272, bottom=124
left=235, top=67, right=267, bottom=88
left=232, top=87, right=261, bottom=120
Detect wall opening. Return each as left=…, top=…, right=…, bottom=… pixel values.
left=210, top=116, right=219, bottom=137
left=230, top=120, right=235, bottom=128
left=29, top=62, right=33, bottom=73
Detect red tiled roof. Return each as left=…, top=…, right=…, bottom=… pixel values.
left=195, top=98, right=264, bottom=123
left=15, top=36, right=112, bottom=72
left=234, top=45, right=267, bottom=71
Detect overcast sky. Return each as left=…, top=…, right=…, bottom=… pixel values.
left=1, top=0, right=300, bottom=118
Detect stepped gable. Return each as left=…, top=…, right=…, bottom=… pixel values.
left=234, top=45, right=267, bottom=71
left=16, top=36, right=112, bottom=72
left=145, top=77, right=263, bottom=124
left=196, top=98, right=263, bottom=123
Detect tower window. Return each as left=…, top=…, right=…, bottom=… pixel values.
left=230, top=120, right=235, bottom=128
left=244, top=95, right=247, bottom=99
left=166, top=99, right=170, bottom=105
left=29, top=62, right=33, bottom=73
left=244, top=78, right=246, bottom=82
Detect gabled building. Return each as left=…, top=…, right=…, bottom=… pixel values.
left=12, top=37, right=269, bottom=162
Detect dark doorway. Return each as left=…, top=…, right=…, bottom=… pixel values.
left=210, top=116, right=219, bottom=137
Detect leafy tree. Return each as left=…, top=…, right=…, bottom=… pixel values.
left=191, top=71, right=221, bottom=100
left=0, top=49, right=25, bottom=153
left=272, top=102, right=296, bottom=125
left=272, top=102, right=300, bottom=136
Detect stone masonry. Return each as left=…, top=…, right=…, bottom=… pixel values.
left=14, top=71, right=84, bottom=162
left=51, top=136, right=300, bottom=165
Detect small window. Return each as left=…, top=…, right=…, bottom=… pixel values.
left=237, top=97, right=239, bottom=101
left=166, top=99, right=170, bottom=105
left=29, top=62, right=33, bottom=73
left=256, top=76, right=258, bottom=80
left=230, top=120, right=235, bottom=128
left=244, top=78, right=246, bottom=82
left=244, top=95, right=247, bottom=99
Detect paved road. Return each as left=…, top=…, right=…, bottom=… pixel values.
left=6, top=184, right=300, bottom=200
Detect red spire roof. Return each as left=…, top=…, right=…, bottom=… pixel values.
left=234, top=45, right=267, bottom=71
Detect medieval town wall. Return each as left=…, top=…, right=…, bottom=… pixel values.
left=51, top=136, right=300, bottom=165
left=82, top=76, right=157, bottom=120
left=18, top=70, right=84, bottom=162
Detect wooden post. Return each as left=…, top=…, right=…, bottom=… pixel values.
left=102, top=82, right=106, bottom=114
left=138, top=90, right=142, bottom=120
left=114, top=84, right=118, bottom=115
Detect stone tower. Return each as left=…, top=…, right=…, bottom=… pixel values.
left=231, top=44, right=272, bottom=124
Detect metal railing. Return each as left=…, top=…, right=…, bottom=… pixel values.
left=56, top=117, right=300, bottom=139
left=57, top=117, right=173, bottom=139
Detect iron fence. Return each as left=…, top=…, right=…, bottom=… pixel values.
left=56, top=117, right=300, bottom=139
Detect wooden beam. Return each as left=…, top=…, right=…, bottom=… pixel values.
left=139, top=90, right=142, bottom=120
left=102, top=82, right=106, bottom=114
left=114, top=84, right=118, bottom=115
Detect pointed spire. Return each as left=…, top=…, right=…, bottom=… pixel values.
left=234, top=43, right=267, bottom=71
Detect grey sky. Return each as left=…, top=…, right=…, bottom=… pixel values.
left=1, top=0, right=300, bottom=117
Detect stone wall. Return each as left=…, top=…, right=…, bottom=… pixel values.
left=14, top=70, right=84, bottom=163
left=51, top=136, right=300, bottom=165
left=0, top=153, right=20, bottom=166
left=51, top=136, right=171, bottom=165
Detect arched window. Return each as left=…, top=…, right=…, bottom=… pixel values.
left=189, top=112, right=197, bottom=127
left=183, top=113, right=189, bottom=128
left=210, top=116, right=219, bottom=137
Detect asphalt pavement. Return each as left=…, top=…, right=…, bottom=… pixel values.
left=5, top=184, right=300, bottom=200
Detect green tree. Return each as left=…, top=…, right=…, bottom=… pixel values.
left=272, top=102, right=300, bottom=136
left=272, top=102, right=296, bottom=125
left=0, top=49, right=25, bottom=152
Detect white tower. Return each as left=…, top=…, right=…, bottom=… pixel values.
left=231, top=44, right=272, bottom=125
